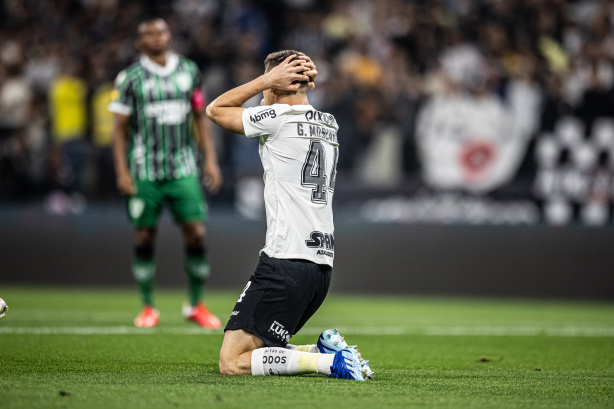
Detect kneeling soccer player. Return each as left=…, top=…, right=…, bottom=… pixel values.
left=206, top=50, right=372, bottom=380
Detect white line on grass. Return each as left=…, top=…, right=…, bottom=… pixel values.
left=1, top=326, right=613, bottom=337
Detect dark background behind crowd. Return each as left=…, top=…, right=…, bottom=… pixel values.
left=1, top=0, right=614, bottom=218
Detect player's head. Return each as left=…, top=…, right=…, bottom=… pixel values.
left=136, top=18, right=171, bottom=56
left=264, top=49, right=309, bottom=95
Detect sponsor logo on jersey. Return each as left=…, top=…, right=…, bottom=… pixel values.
left=250, top=109, right=276, bottom=123
left=143, top=78, right=180, bottom=95
left=144, top=100, right=191, bottom=125
left=305, top=231, right=334, bottom=251
left=175, top=72, right=193, bottom=92
left=268, top=320, right=291, bottom=343
left=305, top=110, right=335, bottom=126
left=230, top=311, right=239, bottom=316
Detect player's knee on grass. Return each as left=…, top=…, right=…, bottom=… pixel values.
left=218, top=353, right=236, bottom=375
left=218, top=347, right=251, bottom=375
left=219, top=330, right=264, bottom=375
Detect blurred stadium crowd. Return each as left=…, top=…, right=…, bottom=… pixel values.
left=1, top=0, right=614, bottom=218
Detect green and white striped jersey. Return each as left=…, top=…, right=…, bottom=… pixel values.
left=109, top=53, right=203, bottom=181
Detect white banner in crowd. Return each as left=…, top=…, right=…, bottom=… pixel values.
left=533, top=117, right=614, bottom=226
left=416, top=85, right=538, bottom=194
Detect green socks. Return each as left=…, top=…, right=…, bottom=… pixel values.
left=133, top=245, right=210, bottom=308
left=133, top=246, right=155, bottom=307
left=184, top=246, right=210, bottom=306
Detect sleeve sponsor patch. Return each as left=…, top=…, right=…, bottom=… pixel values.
left=249, top=108, right=277, bottom=123
left=114, top=70, right=127, bottom=87
left=242, top=106, right=282, bottom=138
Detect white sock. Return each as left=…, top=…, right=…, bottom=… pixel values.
left=286, top=344, right=320, bottom=353
left=251, top=347, right=334, bottom=376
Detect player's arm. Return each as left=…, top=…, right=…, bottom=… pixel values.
left=112, top=113, right=136, bottom=195
left=193, top=108, right=222, bottom=194
left=206, top=55, right=310, bottom=135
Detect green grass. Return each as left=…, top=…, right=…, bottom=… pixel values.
left=0, top=286, right=613, bottom=409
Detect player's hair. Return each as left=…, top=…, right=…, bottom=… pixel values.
left=264, top=49, right=309, bottom=92
left=137, top=17, right=168, bottom=36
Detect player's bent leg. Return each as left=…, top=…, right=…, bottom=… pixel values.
left=221, top=332, right=367, bottom=380
left=221, top=257, right=363, bottom=379
left=220, top=329, right=339, bottom=377
left=251, top=347, right=336, bottom=377
left=219, top=329, right=265, bottom=375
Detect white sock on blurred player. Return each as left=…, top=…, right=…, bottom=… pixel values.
left=251, top=347, right=333, bottom=376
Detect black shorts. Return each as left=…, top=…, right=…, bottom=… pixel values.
left=224, top=252, right=332, bottom=347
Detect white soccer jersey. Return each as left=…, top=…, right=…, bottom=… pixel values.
left=242, top=104, right=339, bottom=267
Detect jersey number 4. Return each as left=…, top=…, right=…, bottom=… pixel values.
left=301, top=140, right=338, bottom=204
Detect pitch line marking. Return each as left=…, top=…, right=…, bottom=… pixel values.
left=1, top=326, right=613, bottom=337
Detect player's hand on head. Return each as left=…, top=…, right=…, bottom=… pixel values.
left=266, top=55, right=310, bottom=91
left=296, top=52, right=317, bottom=90
left=203, top=161, right=222, bottom=194
left=117, top=171, right=136, bottom=195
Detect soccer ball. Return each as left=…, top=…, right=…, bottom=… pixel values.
left=0, top=298, right=8, bottom=319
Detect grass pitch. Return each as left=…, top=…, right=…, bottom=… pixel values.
left=0, top=287, right=612, bottom=409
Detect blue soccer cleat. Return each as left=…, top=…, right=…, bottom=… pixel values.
left=318, top=329, right=374, bottom=380
left=328, top=348, right=365, bottom=381
left=356, top=354, right=374, bottom=380
left=317, top=329, right=349, bottom=353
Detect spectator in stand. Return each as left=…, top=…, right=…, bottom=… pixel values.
left=0, top=40, right=32, bottom=198
left=47, top=57, right=88, bottom=214
left=0, top=0, right=614, bottom=200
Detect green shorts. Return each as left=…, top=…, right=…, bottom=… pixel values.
left=126, top=176, right=207, bottom=227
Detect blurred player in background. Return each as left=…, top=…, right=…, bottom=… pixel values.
left=206, top=50, right=372, bottom=380
left=110, top=18, right=222, bottom=328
